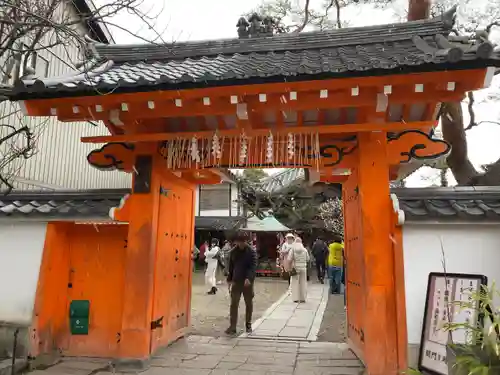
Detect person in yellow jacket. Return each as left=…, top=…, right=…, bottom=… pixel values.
left=327, top=235, right=344, bottom=295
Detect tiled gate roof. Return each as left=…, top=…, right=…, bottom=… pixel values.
left=10, top=7, right=500, bottom=99
left=393, top=187, right=500, bottom=221
left=1, top=187, right=500, bottom=222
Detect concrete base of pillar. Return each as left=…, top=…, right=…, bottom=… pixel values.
left=112, top=357, right=151, bottom=373
left=407, top=344, right=420, bottom=369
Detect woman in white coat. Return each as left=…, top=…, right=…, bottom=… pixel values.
left=287, top=237, right=310, bottom=303
left=205, top=238, right=220, bottom=295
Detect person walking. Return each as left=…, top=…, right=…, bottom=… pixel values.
left=311, top=237, right=328, bottom=284
left=327, top=235, right=344, bottom=295
left=204, top=239, right=220, bottom=295
left=192, top=244, right=200, bottom=272
left=225, top=233, right=257, bottom=335
left=287, top=237, right=310, bottom=303
left=221, top=240, right=232, bottom=276
left=199, top=240, right=208, bottom=269
left=279, top=233, right=295, bottom=287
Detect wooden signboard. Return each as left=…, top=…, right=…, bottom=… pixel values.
left=418, top=272, right=487, bottom=375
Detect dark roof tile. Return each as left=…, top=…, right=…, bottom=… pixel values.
left=10, top=8, right=500, bottom=99
left=195, top=216, right=245, bottom=230
left=2, top=185, right=500, bottom=223
left=258, top=170, right=500, bottom=222
left=393, top=187, right=500, bottom=221
left=0, top=189, right=246, bottom=228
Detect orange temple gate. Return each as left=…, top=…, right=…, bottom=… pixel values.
left=10, top=8, right=500, bottom=375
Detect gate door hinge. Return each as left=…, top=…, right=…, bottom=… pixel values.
left=150, top=316, right=164, bottom=330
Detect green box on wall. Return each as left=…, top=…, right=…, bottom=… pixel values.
left=69, top=300, right=89, bottom=335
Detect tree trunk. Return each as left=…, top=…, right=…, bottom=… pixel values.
left=407, top=0, right=497, bottom=186
left=440, top=102, right=479, bottom=184
left=408, top=0, right=431, bottom=21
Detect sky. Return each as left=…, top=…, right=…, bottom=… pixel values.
left=103, top=0, right=500, bottom=187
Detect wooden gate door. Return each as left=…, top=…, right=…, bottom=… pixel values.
left=343, top=169, right=367, bottom=361
left=150, top=175, right=195, bottom=353
left=65, top=224, right=127, bottom=358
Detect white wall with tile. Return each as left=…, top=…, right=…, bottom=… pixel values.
left=0, top=223, right=47, bottom=324
left=403, top=222, right=500, bottom=344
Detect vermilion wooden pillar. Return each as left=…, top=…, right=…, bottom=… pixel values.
left=119, top=149, right=161, bottom=362
left=357, top=131, right=399, bottom=375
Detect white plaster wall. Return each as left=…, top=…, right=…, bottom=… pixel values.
left=403, top=223, right=500, bottom=344
left=0, top=223, right=47, bottom=324
left=200, top=209, right=231, bottom=217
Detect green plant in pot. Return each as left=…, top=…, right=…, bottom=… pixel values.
left=444, top=283, right=500, bottom=375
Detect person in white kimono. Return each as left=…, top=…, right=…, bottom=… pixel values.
left=279, top=233, right=295, bottom=286
left=205, top=238, right=220, bottom=295
left=287, top=237, right=310, bottom=303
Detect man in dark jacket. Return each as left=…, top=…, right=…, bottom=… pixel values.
left=225, top=232, right=257, bottom=335
left=311, top=237, right=328, bottom=284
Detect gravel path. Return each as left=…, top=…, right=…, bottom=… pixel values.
left=190, top=272, right=288, bottom=337
left=316, top=293, right=347, bottom=342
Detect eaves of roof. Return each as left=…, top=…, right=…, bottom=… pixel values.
left=1, top=186, right=500, bottom=223
left=9, top=7, right=500, bottom=100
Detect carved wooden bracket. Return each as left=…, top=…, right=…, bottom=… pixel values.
left=87, top=142, right=135, bottom=172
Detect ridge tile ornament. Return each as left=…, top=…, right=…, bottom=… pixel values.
left=10, top=7, right=500, bottom=99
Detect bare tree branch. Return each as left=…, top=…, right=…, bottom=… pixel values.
left=0, top=0, right=167, bottom=193
left=294, top=0, right=311, bottom=32
left=464, top=92, right=476, bottom=131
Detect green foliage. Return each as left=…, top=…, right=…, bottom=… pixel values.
left=407, top=283, right=500, bottom=375
left=444, top=283, right=500, bottom=374
left=404, top=369, right=424, bottom=375
left=242, top=169, right=268, bottom=183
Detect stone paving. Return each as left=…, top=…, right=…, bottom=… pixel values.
left=26, top=335, right=364, bottom=375
left=191, top=272, right=288, bottom=337
left=21, top=280, right=358, bottom=375
left=241, top=283, right=329, bottom=341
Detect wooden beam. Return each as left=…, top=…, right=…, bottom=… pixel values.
left=297, top=111, right=304, bottom=127
left=59, top=88, right=463, bottom=123
left=81, top=121, right=436, bottom=143
left=88, top=127, right=448, bottom=172
left=339, top=107, right=347, bottom=125
left=276, top=110, right=285, bottom=129
left=23, top=69, right=484, bottom=119
left=318, top=109, right=326, bottom=127
left=216, top=115, right=226, bottom=129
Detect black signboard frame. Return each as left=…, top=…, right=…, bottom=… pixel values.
left=418, top=272, right=488, bottom=375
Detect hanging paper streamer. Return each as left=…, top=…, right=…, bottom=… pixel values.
left=266, top=131, right=274, bottom=164
left=211, top=132, right=221, bottom=162
left=287, top=133, right=295, bottom=160
left=159, top=130, right=322, bottom=170
left=190, top=137, right=200, bottom=163
left=239, top=131, right=248, bottom=165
